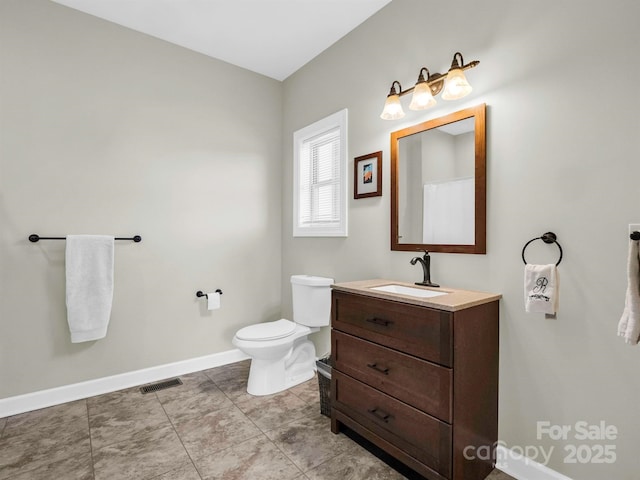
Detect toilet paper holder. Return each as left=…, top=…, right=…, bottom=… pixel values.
left=196, top=289, right=223, bottom=299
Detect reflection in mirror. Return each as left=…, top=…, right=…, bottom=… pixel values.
left=391, top=104, right=486, bottom=253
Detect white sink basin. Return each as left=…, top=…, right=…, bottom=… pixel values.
left=370, top=284, right=447, bottom=298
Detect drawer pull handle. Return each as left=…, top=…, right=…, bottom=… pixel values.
left=366, top=363, right=389, bottom=375
left=365, top=317, right=392, bottom=327
left=367, top=408, right=391, bottom=423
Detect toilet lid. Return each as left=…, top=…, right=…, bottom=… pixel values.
left=236, top=319, right=297, bottom=341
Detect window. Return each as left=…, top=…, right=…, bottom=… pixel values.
left=293, top=109, right=348, bottom=237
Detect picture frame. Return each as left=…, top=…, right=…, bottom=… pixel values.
left=354, top=151, right=382, bottom=199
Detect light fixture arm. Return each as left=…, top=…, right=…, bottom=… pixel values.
left=417, top=67, right=431, bottom=83
left=450, top=51, right=479, bottom=71
left=450, top=52, right=463, bottom=69
left=387, top=80, right=402, bottom=97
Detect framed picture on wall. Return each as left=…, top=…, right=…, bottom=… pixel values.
left=354, top=151, right=382, bottom=199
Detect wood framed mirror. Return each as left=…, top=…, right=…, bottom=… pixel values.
left=391, top=104, right=486, bottom=253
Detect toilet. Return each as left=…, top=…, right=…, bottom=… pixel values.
left=232, top=274, right=333, bottom=396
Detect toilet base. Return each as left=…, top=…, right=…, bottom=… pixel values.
left=246, top=338, right=316, bottom=396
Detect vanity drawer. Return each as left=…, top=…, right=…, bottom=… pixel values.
left=332, top=331, right=452, bottom=422
left=332, top=291, right=452, bottom=367
left=333, top=370, right=452, bottom=478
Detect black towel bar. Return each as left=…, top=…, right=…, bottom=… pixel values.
left=522, top=232, right=563, bottom=266
left=631, top=231, right=640, bottom=241
left=29, top=234, right=141, bottom=243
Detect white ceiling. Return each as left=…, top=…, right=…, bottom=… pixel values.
left=51, top=0, right=392, bottom=81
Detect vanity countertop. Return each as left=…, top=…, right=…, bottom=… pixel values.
left=331, top=279, right=501, bottom=312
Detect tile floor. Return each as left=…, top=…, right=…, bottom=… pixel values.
left=0, top=360, right=516, bottom=480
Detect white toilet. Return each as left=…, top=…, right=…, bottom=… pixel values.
left=232, top=274, right=333, bottom=396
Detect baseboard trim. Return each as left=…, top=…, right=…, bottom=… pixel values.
left=0, top=349, right=249, bottom=418
left=496, top=445, right=573, bottom=480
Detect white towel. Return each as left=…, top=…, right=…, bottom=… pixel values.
left=618, top=239, right=640, bottom=345
left=524, top=264, right=558, bottom=314
left=65, top=235, right=114, bottom=343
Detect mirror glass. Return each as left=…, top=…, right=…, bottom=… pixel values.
left=391, top=104, right=486, bottom=253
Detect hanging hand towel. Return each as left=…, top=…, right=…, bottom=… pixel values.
left=618, top=239, right=640, bottom=345
left=524, top=264, right=558, bottom=314
left=66, top=235, right=114, bottom=343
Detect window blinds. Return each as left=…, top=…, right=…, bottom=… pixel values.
left=298, top=126, right=341, bottom=227
left=293, top=108, right=347, bottom=237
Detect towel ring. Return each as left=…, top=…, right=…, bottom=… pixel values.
left=521, top=232, right=563, bottom=266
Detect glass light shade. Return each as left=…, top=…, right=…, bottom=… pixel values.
left=441, top=68, right=472, bottom=100
left=409, top=82, right=436, bottom=110
left=380, top=94, right=405, bottom=120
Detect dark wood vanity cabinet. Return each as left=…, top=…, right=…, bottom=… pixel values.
left=330, top=290, right=499, bottom=480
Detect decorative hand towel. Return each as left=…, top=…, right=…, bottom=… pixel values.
left=66, top=235, right=114, bottom=343
left=524, top=264, right=558, bottom=314
left=618, top=239, right=640, bottom=345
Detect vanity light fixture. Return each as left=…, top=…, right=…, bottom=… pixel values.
left=380, top=52, right=479, bottom=120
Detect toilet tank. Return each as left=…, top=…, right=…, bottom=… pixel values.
left=291, top=275, right=334, bottom=327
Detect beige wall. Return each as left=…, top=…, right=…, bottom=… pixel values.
left=3, top=0, right=640, bottom=477
left=282, top=0, right=640, bottom=478
left=0, top=0, right=282, bottom=397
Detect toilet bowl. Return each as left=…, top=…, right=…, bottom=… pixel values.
left=232, top=275, right=333, bottom=396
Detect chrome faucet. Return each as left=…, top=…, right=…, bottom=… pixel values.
left=410, top=251, right=440, bottom=287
